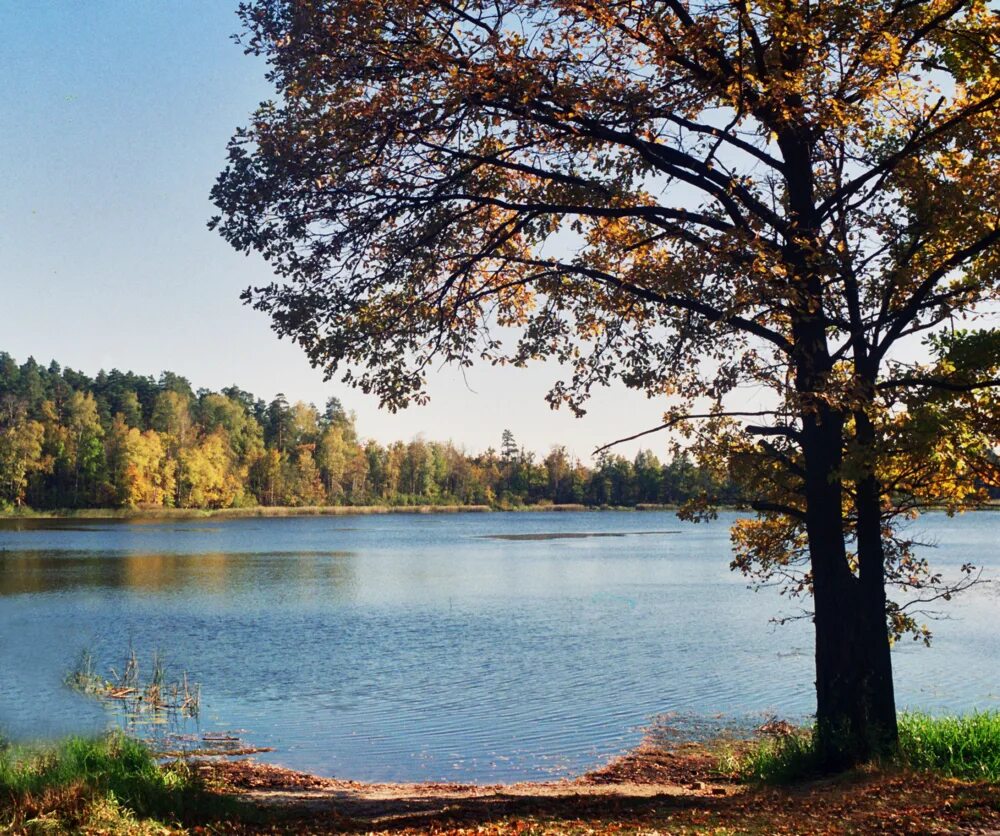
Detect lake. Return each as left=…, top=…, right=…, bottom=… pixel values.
left=0, top=510, right=997, bottom=782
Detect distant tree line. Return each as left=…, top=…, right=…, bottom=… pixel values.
left=0, top=353, right=745, bottom=511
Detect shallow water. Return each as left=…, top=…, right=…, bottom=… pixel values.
left=0, top=510, right=997, bottom=782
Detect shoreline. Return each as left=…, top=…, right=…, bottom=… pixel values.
left=196, top=739, right=735, bottom=822
left=0, top=502, right=689, bottom=522
left=2, top=502, right=995, bottom=523
left=5, top=734, right=999, bottom=833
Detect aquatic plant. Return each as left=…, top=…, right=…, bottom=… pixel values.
left=66, top=646, right=200, bottom=719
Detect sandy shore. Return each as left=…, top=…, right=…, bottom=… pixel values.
left=194, top=740, right=1000, bottom=834
left=197, top=741, right=732, bottom=829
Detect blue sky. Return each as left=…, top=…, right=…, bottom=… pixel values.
left=0, top=2, right=729, bottom=460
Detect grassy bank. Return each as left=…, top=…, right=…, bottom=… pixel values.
left=725, top=711, right=1000, bottom=784
left=0, top=734, right=247, bottom=833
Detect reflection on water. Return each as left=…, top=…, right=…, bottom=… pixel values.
left=0, top=551, right=356, bottom=596
left=0, top=511, right=997, bottom=782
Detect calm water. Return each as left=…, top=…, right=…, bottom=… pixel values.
left=0, top=510, right=997, bottom=782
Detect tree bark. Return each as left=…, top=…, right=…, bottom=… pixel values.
left=800, top=407, right=861, bottom=769
left=781, top=123, right=899, bottom=769
left=854, top=411, right=900, bottom=753
left=798, top=403, right=899, bottom=769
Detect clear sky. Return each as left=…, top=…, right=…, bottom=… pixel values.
left=0, top=2, right=750, bottom=461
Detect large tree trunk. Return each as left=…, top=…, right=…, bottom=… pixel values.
left=853, top=411, right=900, bottom=753
left=800, top=408, right=898, bottom=770
left=781, top=126, right=898, bottom=769
left=789, top=281, right=897, bottom=769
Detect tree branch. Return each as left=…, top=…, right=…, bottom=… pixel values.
left=874, top=225, right=1000, bottom=361
left=877, top=376, right=1000, bottom=392
left=751, top=500, right=807, bottom=521
left=747, top=424, right=803, bottom=442
left=503, top=254, right=794, bottom=353
left=593, top=411, right=785, bottom=454
left=819, top=92, right=1000, bottom=220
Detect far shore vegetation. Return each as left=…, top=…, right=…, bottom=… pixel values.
left=0, top=351, right=746, bottom=515
left=4, top=352, right=998, bottom=520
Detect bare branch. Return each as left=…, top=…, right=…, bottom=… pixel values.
left=594, top=410, right=784, bottom=454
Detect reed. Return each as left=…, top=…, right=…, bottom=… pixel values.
left=67, top=647, right=200, bottom=719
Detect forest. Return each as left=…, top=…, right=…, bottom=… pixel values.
left=0, top=352, right=739, bottom=511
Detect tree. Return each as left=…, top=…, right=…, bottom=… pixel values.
left=500, top=430, right=519, bottom=463
left=151, top=390, right=193, bottom=447
left=158, top=372, right=194, bottom=398
left=439, top=442, right=474, bottom=501
left=385, top=441, right=405, bottom=499
left=17, top=357, right=44, bottom=407
left=344, top=443, right=370, bottom=500
left=498, top=430, right=522, bottom=499
left=249, top=448, right=284, bottom=505
left=0, top=398, right=44, bottom=507
left=322, top=396, right=354, bottom=433
left=264, top=394, right=294, bottom=452
left=116, top=390, right=145, bottom=429
left=106, top=415, right=173, bottom=507
left=364, top=439, right=390, bottom=499
left=402, top=438, right=435, bottom=498
left=62, top=391, right=105, bottom=505
left=214, top=0, right=1000, bottom=768
left=317, top=424, right=350, bottom=500
left=544, top=445, right=572, bottom=502
left=0, top=348, right=753, bottom=512
left=197, top=392, right=265, bottom=464
left=286, top=444, right=327, bottom=505
left=632, top=449, right=663, bottom=504
left=178, top=431, right=242, bottom=508
left=289, top=400, right=321, bottom=447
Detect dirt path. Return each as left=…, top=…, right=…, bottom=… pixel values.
left=199, top=743, right=734, bottom=829
left=197, top=743, right=1000, bottom=834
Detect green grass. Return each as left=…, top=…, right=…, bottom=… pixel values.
left=898, top=711, right=1000, bottom=780
left=723, top=711, right=1000, bottom=784
left=719, top=727, right=820, bottom=784
left=0, top=733, right=249, bottom=832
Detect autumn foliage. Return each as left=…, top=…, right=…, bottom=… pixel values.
left=213, top=0, right=1000, bottom=767
left=0, top=352, right=739, bottom=511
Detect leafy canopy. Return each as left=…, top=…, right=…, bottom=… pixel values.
left=213, top=0, right=1000, bottom=637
